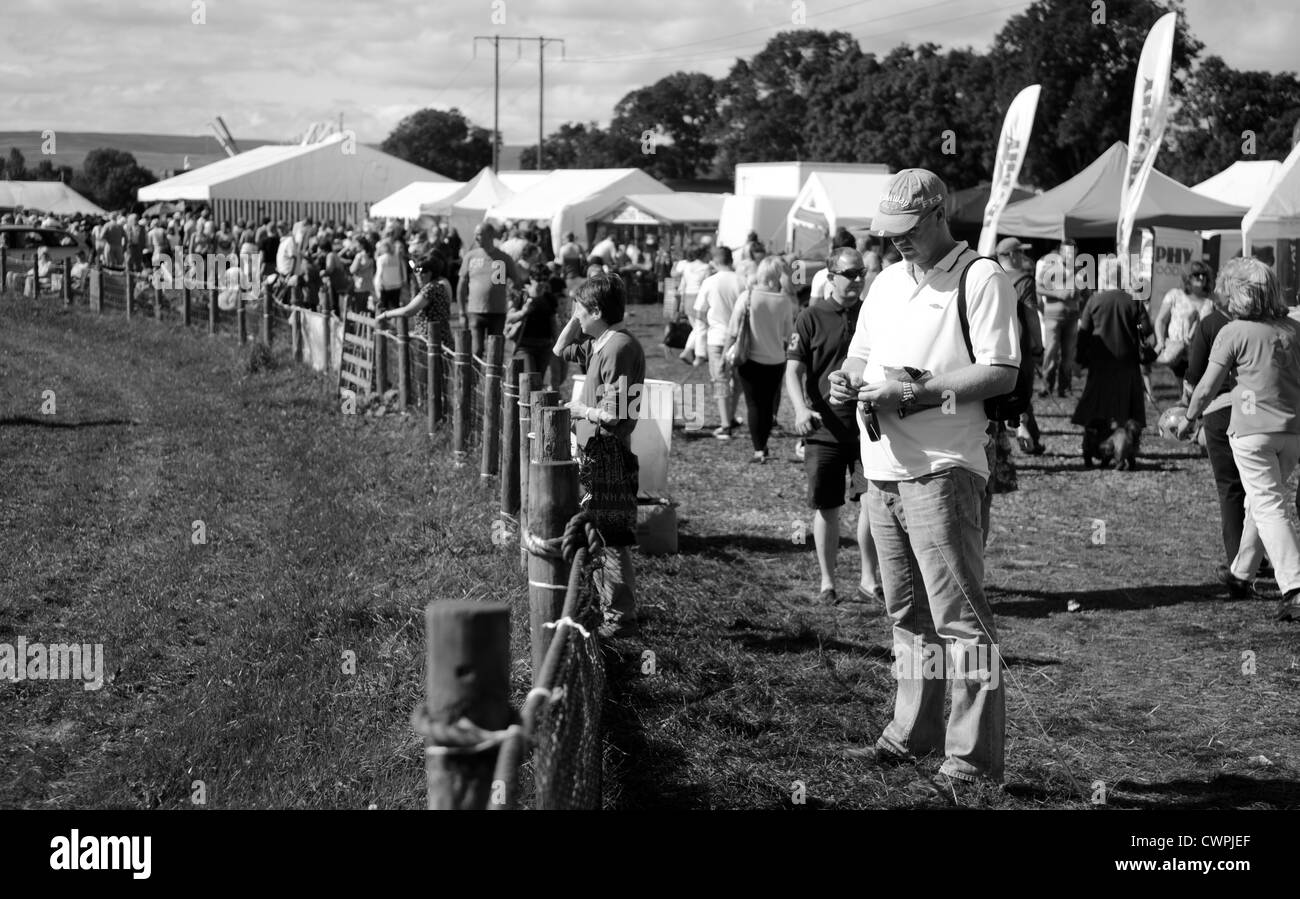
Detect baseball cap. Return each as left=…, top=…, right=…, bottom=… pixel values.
left=871, top=168, right=947, bottom=237
left=995, top=237, right=1031, bottom=255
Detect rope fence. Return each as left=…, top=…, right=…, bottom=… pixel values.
left=13, top=258, right=612, bottom=810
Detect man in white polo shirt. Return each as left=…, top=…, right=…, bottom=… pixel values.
left=829, top=169, right=1019, bottom=796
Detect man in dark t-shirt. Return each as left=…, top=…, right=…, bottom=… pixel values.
left=784, top=247, right=881, bottom=607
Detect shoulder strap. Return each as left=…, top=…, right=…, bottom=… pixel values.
left=955, top=254, right=1000, bottom=365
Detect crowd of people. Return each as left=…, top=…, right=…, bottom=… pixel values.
left=9, top=176, right=1299, bottom=798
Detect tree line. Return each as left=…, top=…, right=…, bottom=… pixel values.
left=1, top=146, right=157, bottom=212
left=383, top=0, right=1300, bottom=191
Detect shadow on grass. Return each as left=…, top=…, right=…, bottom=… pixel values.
left=988, top=583, right=1224, bottom=618
left=600, top=639, right=709, bottom=810
left=0, top=415, right=137, bottom=429
left=1106, top=774, right=1300, bottom=809
left=677, top=532, right=811, bottom=560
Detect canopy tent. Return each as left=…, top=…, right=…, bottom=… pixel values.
left=1242, top=141, right=1300, bottom=246
left=413, top=166, right=518, bottom=241
left=945, top=182, right=1036, bottom=227
left=138, top=133, right=450, bottom=228
left=497, top=171, right=550, bottom=194
left=717, top=194, right=791, bottom=254
left=998, top=142, right=1248, bottom=239
left=589, top=192, right=725, bottom=227
left=0, top=181, right=106, bottom=215
left=785, top=171, right=896, bottom=255
left=1193, top=160, right=1283, bottom=207
left=368, top=180, right=465, bottom=220
left=485, top=168, right=672, bottom=255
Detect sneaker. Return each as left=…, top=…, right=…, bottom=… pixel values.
left=816, top=587, right=837, bottom=604
left=1216, top=564, right=1254, bottom=599
left=749, top=449, right=768, bottom=464
left=842, top=744, right=916, bottom=767
left=1275, top=589, right=1300, bottom=621
left=713, top=426, right=733, bottom=440
left=843, top=584, right=886, bottom=611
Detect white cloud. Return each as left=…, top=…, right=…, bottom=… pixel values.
left=1, top=0, right=1292, bottom=144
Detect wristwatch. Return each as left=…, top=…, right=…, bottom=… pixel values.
left=901, top=381, right=916, bottom=410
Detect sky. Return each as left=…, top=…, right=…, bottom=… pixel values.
left=0, top=0, right=1294, bottom=147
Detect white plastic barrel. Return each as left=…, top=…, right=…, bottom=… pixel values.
left=570, top=375, right=673, bottom=497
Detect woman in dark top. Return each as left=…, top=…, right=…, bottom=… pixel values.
left=1071, top=258, right=1152, bottom=450
left=376, top=251, right=452, bottom=349
left=1184, top=270, right=1247, bottom=586
left=508, top=263, right=558, bottom=381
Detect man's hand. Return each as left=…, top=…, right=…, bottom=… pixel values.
left=856, top=379, right=906, bottom=411
left=557, top=314, right=583, bottom=346
left=1173, top=414, right=1196, bottom=441
left=794, top=408, right=822, bottom=436
left=828, top=369, right=861, bottom=405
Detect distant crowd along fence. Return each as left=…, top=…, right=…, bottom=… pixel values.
left=12, top=251, right=612, bottom=810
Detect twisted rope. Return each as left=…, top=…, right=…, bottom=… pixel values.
left=521, top=512, right=604, bottom=563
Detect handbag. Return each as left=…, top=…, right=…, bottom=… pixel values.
left=725, top=292, right=753, bottom=368
left=577, top=432, right=639, bottom=547
left=663, top=315, right=691, bottom=349
left=1156, top=338, right=1187, bottom=367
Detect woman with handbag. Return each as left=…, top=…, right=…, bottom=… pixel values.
left=724, top=256, right=795, bottom=463
left=1154, top=260, right=1215, bottom=380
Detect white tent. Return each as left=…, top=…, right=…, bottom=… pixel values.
left=485, top=168, right=671, bottom=255
left=369, top=180, right=465, bottom=220
left=589, top=192, right=725, bottom=227
left=1193, top=160, right=1284, bottom=270
left=785, top=171, right=896, bottom=254
left=0, top=181, right=106, bottom=215
left=1243, top=142, right=1300, bottom=248
left=497, top=171, right=550, bottom=194
left=415, top=166, right=519, bottom=241
left=718, top=195, right=792, bottom=254
left=138, top=133, right=451, bottom=227
left=1192, top=160, right=1282, bottom=207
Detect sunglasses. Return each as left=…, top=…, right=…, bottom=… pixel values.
left=860, top=401, right=881, bottom=442
left=832, top=267, right=866, bottom=281
left=890, top=205, right=940, bottom=242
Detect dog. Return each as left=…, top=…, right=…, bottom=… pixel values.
left=1082, top=418, right=1141, bottom=470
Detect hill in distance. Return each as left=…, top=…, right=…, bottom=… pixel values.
left=0, top=131, right=278, bottom=178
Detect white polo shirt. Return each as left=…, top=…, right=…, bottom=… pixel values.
left=846, top=241, right=1019, bottom=481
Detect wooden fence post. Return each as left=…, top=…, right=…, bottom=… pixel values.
left=61, top=259, right=71, bottom=304
left=417, top=601, right=513, bottom=810
left=527, top=405, right=578, bottom=675
left=480, top=335, right=505, bottom=479
left=452, top=329, right=471, bottom=466
left=121, top=270, right=130, bottom=318
left=290, top=307, right=302, bottom=361
left=522, top=386, right=559, bottom=570
left=427, top=328, right=440, bottom=435
left=500, top=357, right=524, bottom=519
left=0, top=248, right=6, bottom=290
left=395, top=315, right=410, bottom=413
left=260, top=283, right=272, bottom=345
left=236, top=291, right=247, bottom=343
left=517, top=373, right=543, bottom=570
left=92, top=266, right=102, bottom=313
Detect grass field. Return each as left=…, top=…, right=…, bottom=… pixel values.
left=2, top=291, right=1297, bottom=809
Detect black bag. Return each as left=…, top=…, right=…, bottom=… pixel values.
left=955, top=255, right=1034, bottom=422
left=663, top=315, right=691, bottom=350
left=577, top=433, right=639, bottom=547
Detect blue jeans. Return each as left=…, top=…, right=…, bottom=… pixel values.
left=866, top=467, right=1005, bottom=782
